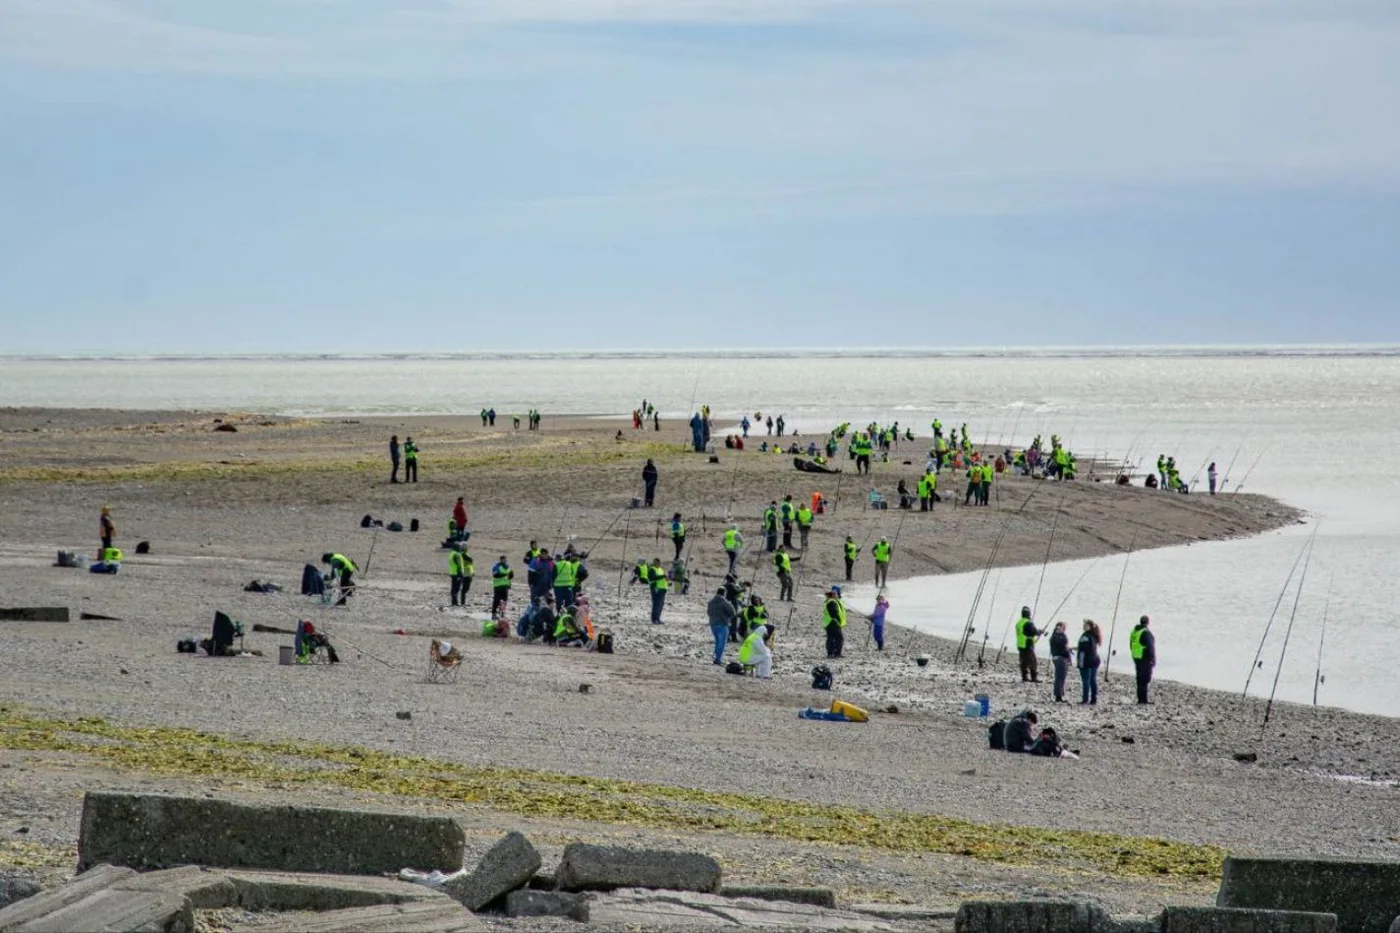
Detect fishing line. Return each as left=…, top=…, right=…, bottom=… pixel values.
left=1262, top=532, right=1318, bottom=732
left=1101, top=527, right=1139, bottom=683
left=1243, top=524, right=1320, bottom=698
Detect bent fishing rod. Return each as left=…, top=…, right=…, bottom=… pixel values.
left=1243, top=523, right=1320, bottom=698
left=995, top=490, right=1066, bottom=665
left=956, top=481, right=1043, bottom=662
left=1312, top=573, right=1333, bottom=707
left=1101, top=526, right=1139, bottom=683
left=1262, top=531, right=1318, bottom=733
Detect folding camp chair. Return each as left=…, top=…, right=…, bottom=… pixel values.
left=428, top=638, right=463, bottom=684
left=866, top=489, right=888, bottom=510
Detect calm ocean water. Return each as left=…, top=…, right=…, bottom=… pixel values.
left=3, top=349, right=1398, bottom=715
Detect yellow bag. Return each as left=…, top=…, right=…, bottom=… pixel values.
left=830, top=699, right=868, bottom=723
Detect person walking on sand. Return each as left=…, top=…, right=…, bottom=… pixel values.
left=648, top=557, right=669, bottom=624
left=403, top=437, right=419, bottom=483
left=1131, top=615, right=1156, bottom=704
left=99, top=505, right=116, bottom=555
left=1016, top=606, right=1042, bottom=683
left=1208, top=461, right=1218, bottom=496
left=1049, top=621, right=1071, bottom=702
left=872, top=536, right=892, bottom=587
left=641, top=459, right=659, bottom=508
left=707, top=587, right=736, bottom=664
left=822, top=586, right=847, bottom=659
left=796, top=500, right=814, bottom=550
left=774, top=545, right=798, bottom=601
left=722, top=523, right=743, bottom=575
left=1076, top=619, right=1102, bottom=704
left=870, top=594, right=889, bottom=651
left=448, top=543, right=473, bottom=607
left=389, top=435, right=401, bottom=484
left=669, top=512, right=686, bottom=561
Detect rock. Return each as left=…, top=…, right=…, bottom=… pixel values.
left=1217, top=856, right=1400, bottom=933
left=1162, top=906, right=1337, bottom=932
left=1121, top=736, right=1135, bottom=744
left=1234, top=752, right=1259, bottom=763
left=247, top=901, right=486, bottom=932
left=119, top=865, right=237, bottom=910
left=555, top=843, right=722, bottom=894
left=1390, top=916, right=1400, bottom=933
left=0, top=872, right=41, bottom=910
left=213, top=423, right=238, bottom=432
left=0, top=863, right=195, bottom=933
left=505, top=889, right=590, bottom=920
left=77, top=792, right=465, bottom=876
left=443, top=832, right=541, bottom=911
left=720, top=885, right=837, bottom=908
left=954, top=899, right=1112, bottom=932
left=578, top=684, right=592, bottom=694
left=396, top=711, right=413, bottom=720
left=590, top=888, right=892, bottom=930
left=850, top=903, right=956, bottom=923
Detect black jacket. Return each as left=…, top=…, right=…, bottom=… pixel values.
left=1005, top=715, right=1035, bottom=754
left=1049, top=631, right=1070, bottom=659
left=642, top=464, right=659, bottom=486
left=1076, top=632, right=1101, bottom=669
left=1135, top=626, right=1157, bottom=665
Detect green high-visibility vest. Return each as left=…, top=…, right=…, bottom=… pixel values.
left=330, top=554, right=357, bottom=574
left=492, top=563, right=513, bottom=588
left=781, top=502, right=795, bottom=521
left=823, top=598, right=846, bottom=629
left=404, top=442, right=418, bottom=460
left=553, top=560, right=577, bottom=587
left=763, top=508, right=778, bottom=531
left=1016, top=616, right=1035, bottom=650
left=449, top=552, right=473, bottom=576
left=917, top=477, right=929, bottom=497
left=873, top=541, right=891, bottom=563
left=774, top=552, right=792, bottom=573
left=926, top=472, right=937, bottom=490
left=844, top=540, right=858, bottom=560
left=671, top=520, right=686, bottom=540
left=723, top=529, right=740, bottom=550
left=650, top=568, right=669, bottom=592
left=743, top=606, right=768, bottom=627
left=1130, top=627, right=1146, bottom=660
left=796, top=507, right=813, bottom=528
left=635, top=561, right=651, bottom=583
left=738, top=628, right=766, bottom=664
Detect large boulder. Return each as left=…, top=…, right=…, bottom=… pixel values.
left=954, top=900, right=1113, bottom=933
left=555, top=843, right=722, bottom=893
left=443, top=832, right=541, bottom=911
left=1162, top=906, right=1337, bottom=932
left=1217, top=856, right=1400, bottom=933
left=77, top=792, right=465, bottom=876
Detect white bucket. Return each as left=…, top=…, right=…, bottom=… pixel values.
left=962, top=700, right=982, bottom=718
left=278, top=645, right=295, bottom=666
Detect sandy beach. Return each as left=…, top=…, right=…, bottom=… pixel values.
left=1, top=409, right=1394, bottom=926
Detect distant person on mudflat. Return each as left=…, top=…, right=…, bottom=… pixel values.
left=389, top=435, right=400, bottom=483
left=1016, top=606, right=1041, bottom=683
left=642, top=459, right=659, bottom=507
left=1208, top=461, right=1218, bottom=495
left=403, top=436, right=419, bottom=482
left=99, top=505, right=116, bottom=554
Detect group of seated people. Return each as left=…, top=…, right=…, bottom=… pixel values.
left=513, top=592, right=594, bottom=647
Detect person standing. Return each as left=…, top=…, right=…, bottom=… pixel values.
left=524, top=541, right=548, bottom=600
left=448, top=544, right=473, bottom=607
left=722, top=523, right=743, bottom=575
left=99, top=505, right=116, bottom=555
left=1208, top=461, right=1218, bottom=496
left=403, top=437, right=419, bottom=483
left=765, top=415, right=773, bottom=435
left=1049, top=622, right=1070, bottom=702
left=641, top=459, right=659, bottom=508
left=780, top=495, right=796, bottom=548
left=872, top=537, right=892, bottom=587
left=740, top=415, right=751, bottom=437
left=1130, top=614, right=1156, bottom=704
left=552, top=552, right=577, bottom=609
left=1076, top=619, right=1102, bottom=704
left=776, top=415, right=786, bottom=437
left=480, top=409, right=488, bottom=427
left=669, top=512, right=686, bottom=561
left=389, top=436, right=400, bottom=484
left=822, top=586, right=847, bottom=659
left=452, top=497, right=468, bottom=537
left=1016, top=606, right=1041, bottom=683
left=796, top=501, right=814, bottom=550
left=490, top=555, right=513, bottom=616
left=843, top=535, right=859, bottom=582
left=487, top=408, right=496, bottom=426
left=870, top=594, right=889, bottom=651
left=774, top=546, right=797, bottom=601
left=648, top=557, right=669, bottom=624
left=762, top=502, right=779, bottom=552
left=707, top=587, right=736, bottom=664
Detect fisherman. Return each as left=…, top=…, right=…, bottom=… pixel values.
left=870, top=593, right=889, bottom=651
left=776, top=415, right=786, bottom=436
left=491, top=555, right=514, bottom=616
left=964, top=463, right=982, bottom=505
left=796, top=501, right=814, bottom=550
left=780, top=495, right=796, bottom=548
left=487, top=408, right=496, bottom=426
left=648, top=557, right=669, bottom=624
left=774, top=545, right=798, bottom=601
left=642, top=458, right=659, bottom=507
left=99, top=505, right=116, bottom=556
left=1130, top=615, right=1156, bottom=704
left=528, top=548, right=554, bottom=601
left=480, top=409, right=488, bottom=427
left=707, top=587, right=736, bottom=664
left=669, top=512, right=686, bottom=560
left=843, top=535, right=859, bottom=582
left=722, top=523, right=743, bottom=575
left=1165, top=457, right=1180, bottom=492
left=321, top=552, right=357, bottom=605
left=980, top=461, right=994, bottom=506
left=552, top=551, right=577, bottom=609
left=872, top=536, right=892, bottom=587
left=403, top=437, right=419, bottom=483
left=553, top=606, right=586, bottom=647
left=671, top=556, right=690, bottom=595
left=1016, top=606, right=1041, bottom=683
left=1208, top=461, right=1218, bottom=495
left=823, top=586, right=847, bottom=659
left=524, top=540, right=547, bottom=598
left=631, top=557, right=652, bottom=587
left=738, top=623, right=775, bottom=678
left=854, top=433, right=872, bottom=475
left=916, top=473, right=930, bottom=511
left=448, top=542, right=473, bottom=607
left=740, top=594, right=767, bottom=640
left=1157, top=455, right=1167, bottom=489
left=925, top=468, right=939, bottom=507
left=389, top=435, right=400, bottom=484
left=741, top=415, right=751, bottom=437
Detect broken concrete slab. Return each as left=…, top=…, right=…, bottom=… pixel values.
left=443, top=831, right=540, bottom=911
left=1163, top=906, right=1338, bottom=933
left=77, top=792, right=465, bottom=876
left=0, top=608, right=68, bottom=622
left=589, top=889, right=898, bottom=930
left=0, top=865, right=137, bottom=930
left=955, top=899, right=1112, bottom=933
left=850, top=902, right=958, bottom=923
left=118, top=866, right=237, bottom=910
left=13, top=887, right=193, bottom=933
left=233, top=901, right=486, bottom=933
left=0, top=874, right=40, bottom=911
left=1217, top=857, right=1400, bottom=933
left=555, top=842, right=722, bottom=893
left=219, top=869, right=448, bottom=912
left=504, top=889, right=590, bottom=921
left=720, top=885, right=838, bottom=909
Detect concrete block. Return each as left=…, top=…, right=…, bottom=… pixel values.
left=721, top=885, right=838, bottom=909
left=589, top=888, right=892, bottom=931
left=244, top=901, right=486, bottom=933
left=219, top=869, right=448, bottom=912
left=0, top=875, right=41, bottom=911
left=504, top=889, right=590, bottom=920
left=1217, top=856, right=1400, bottom=933
left=11, top=887, right=193, bottom=933
left=0, top=865, right=136, bottom=930
left=1162, top=906, right=1337, bottom=932
left=955, top=899, right=1112, bottom=933
left=443, top=831, right=541, bottom=911
left=555, top=843, right=722, bottom=893
left=77, top=792, right=465, bottom=876
left=121, top=866, right=237, bottom=910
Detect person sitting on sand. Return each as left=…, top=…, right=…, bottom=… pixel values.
left=552, top=607, right=587, bottom=647
left=1004, top=710, right=1038, bottom=753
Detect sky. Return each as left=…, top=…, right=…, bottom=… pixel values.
left=1, top=0, right=1399, bottom=353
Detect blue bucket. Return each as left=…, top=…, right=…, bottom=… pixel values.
left=975, top=693, right=990, bottom=717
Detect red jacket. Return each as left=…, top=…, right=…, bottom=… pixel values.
left=453, top=502, right=468, bottom=528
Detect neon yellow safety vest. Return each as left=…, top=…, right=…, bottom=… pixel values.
left=982, top=464, right=993, bottom=483
left=449, top=552, right=473, bottom=576
left=723, top=529, right=740, bottom=550
left=553, top=560, right=577, bottom=587
left=873, top=541, right=891, bottom=564
left=330, top=554, right=356, bottom=574
left=844, top=540, right=858, bottom=560
left=404, top=442, right=417, bottom=461
left=781, top=502, right=795, bottom=521
left=823, top=598, right=847, bottom=629
left=738, top=628, right=766, bottom=664
left=926, top=472, right=937, bottom=490
left=743, top=606, right=768, bottom=628
left=796, top=507, right=813, bottom=528
left=671, top=521, right=686, bottom=539
left=635, top=561, right=651, bottom=583
left=1130, top=628, right=1146, bottom=659
left=103, top=547, right=123, bottom=563
left=763, top=508, right=777, bottom=531
left=492, top=563, right=512, bottom=588
left=1016, top=616, right=1035, bottom=650
left=774, top=552, right=792, bottom=573
left=650, top=568, right=669, bottom=591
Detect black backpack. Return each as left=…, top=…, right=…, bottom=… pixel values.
left=595, top=632, right=614, bottom=654
left=988, top=719, right=1007, bottom=750
left=360, top=514, right=374, bottom=528
left=725, top=661, right=744, bottom=675
left=811, top=665, right=833, bottom=690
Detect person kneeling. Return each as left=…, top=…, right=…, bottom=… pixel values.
left=552, top=607, right=587, bottom=647
left=738, top=623, right=775, bottom=678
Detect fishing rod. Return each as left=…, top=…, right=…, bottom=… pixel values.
left=1243, top=524, right=1319, bottom=698
left=1312, top=574, right=1332, bottom=707
left=615, top=507, right=634, bottom=599
left=582, top=502, right=633, bottom=558
left=550, top=507, right=570, bottom=555
left=1101, top=527, right=1139, bottom=683
left=974, top=569, right=1004, bottom=667
left=1218, top=437, right=1248, bottom=495
left=1188, top=444, right=1218, bottom=491
left=994, top=492, right=1065, bottom=665
left=723, top=451, right=743, bottom=521
left=1041, top=556, right=1103, bottom=623
left=1230, top=444, right=1270, bottom=496
left=1262, top=531, right=1318, bottom=733
left=361, top=525, right=381, bottom=578
left=867, top=505, right=911, bottom=650
left=955, top=481, right=1043, bottom=662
